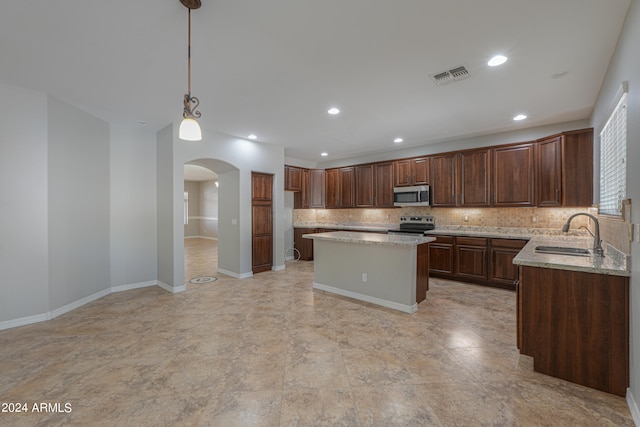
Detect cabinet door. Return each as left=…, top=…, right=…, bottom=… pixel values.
left=324, top=169, right=340, bottom=208
left=430, top=154, right=457, bottom=206
left=309, top=169, right=325, bottom=208
left=285, top=165, right=302, bottom=191
left=374, top=162, right=395, bottom=207
left=489, top=239, right=527, bottom=287
left=339, top=167, right=355, bottom=208
left=459, top=149, right=491, bottom=207
left=536, top=136, right=562, bottom=206
left=454, top=237, right=487, bottom=280
left=412, top=158, right=430, bottom=185
left=252, top=172, right=273, bottom=201
left=294, top=168, right=310, bottom=209
left=294, top=228, right=315, bottom=260
left=561, top=129, right=593, bottom=206
left=492, top=143, right=535, bottom=207
left=428, top=236, right=454, bottom=276
left=355, top=164, right=374, bottom=207
left=394, top=159, right=412, bottom=187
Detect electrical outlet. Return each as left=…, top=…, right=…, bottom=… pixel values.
left=464, top=215, right=469, bottom=222
left=634, top=224, right=640, bottom=243
left=362, top=273, right=367, bottom=282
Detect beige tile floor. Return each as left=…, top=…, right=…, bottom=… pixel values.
left=0, top=238, right=634, bottom=426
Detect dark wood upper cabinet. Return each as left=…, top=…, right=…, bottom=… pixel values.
left=374, top=161, right=395, bottom=207
left=355, top=164, right=374, bottom=207
left=459, top=149, right=491, bottom=207
left=492, top=143, right=536, bottom=207
left=293, top=168, right=310, bottom=209
left=430, top=153, right=457, bottom=206
left=284, top=165, right=302, bottom=191
left=535, top=129, right=593, bottom=207
left=309, top=169, right=325, bottom=208
left=339, top=167, right=355, bottom=208
left=288, top=128, right=592, bottom=210
left=536, top=136, right=562, bottom=206
left=324, top=168, right=340, bottom=208
left=394, top=157, right=429, bottom=187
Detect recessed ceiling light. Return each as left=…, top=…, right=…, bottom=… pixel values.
left=321, top=152, right=329, bottom=157
left=327, top=108, right=340, bottom=115
left=488, top=55, right=508, bottom=67
left=248, top=134, right=257, bottom=140
left=394, top=138, right=403, bottom=143
left=513, top=114, right=527, bottom=121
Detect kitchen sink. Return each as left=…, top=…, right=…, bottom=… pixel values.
left=534, top=246, right=591, bottom=257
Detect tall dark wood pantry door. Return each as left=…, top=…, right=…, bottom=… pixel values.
left=252, top=172, right=273, bottom=273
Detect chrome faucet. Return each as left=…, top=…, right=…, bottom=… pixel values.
left=561, top=213, right=604, bottom=257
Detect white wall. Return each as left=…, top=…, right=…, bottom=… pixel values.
left=0, top=84, right=50, bottom=323
left=110, top=125, right=157, bottom=288
left=156, top=124, right=285, bottom=286
left=47, top=96, right=111, bottom=309
left=589, top=0, right=640, bottom=416
left=157, top=125, right=176, bottom=289
left=199, top=179, right=219, bottom=239
left=183, top=180, right=200, bottom=238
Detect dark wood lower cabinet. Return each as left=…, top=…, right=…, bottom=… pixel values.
left=294, top=228, right=316, bottom=261
left=454, top=237, right=487, bottom=281
left=518, top=266, right=629, bottom=397
left=429, top=235, right=526, bottom=290
left=428, top=236, right=454, bottom=275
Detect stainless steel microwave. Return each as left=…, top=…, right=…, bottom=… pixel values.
left=393, top=185, right=430, bottom=207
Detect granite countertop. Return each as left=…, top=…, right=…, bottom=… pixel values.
left=513, top=236, right=630, bottom=277
left=294, top=223, right=393, bottom=232
left=303, top=231, right=435, bottom=247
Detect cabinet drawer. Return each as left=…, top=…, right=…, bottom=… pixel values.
left=431, top=235, right=454, bottom=244
left=456, top=237, right=487, bottom=247
left=491, top=238, right=527, bottom=250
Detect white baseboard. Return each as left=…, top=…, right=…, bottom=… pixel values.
left=627, top=388, right=640, bottom=426
left=0, top=279, right=184, bottom=331
left=0, top=313, right=49, bottom=331
left=156, top=281, right=186, bottom=293
left=313, top=282, right=417, bottom=313
left=218, top=268, right=253, bottom=279
left=50, top=288, right=112, bottom=319
left=184, top=235, right=218, bottom=240
left=272, top=264, right=286, bottom=271
left=111, top=280, right=157, bottom=293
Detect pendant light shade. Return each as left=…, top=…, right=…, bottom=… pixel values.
left=179, top=0, right=202, bottom=141
left=179, top=117, right=202, bottom=141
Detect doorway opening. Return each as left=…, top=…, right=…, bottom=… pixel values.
left=184, top=162, right=220, bottom=283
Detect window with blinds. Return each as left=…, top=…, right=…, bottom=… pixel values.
left=599, top=90, right=627, bottom=216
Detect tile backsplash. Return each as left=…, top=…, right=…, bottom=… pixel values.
left=294, top=206, right=592, bottom=230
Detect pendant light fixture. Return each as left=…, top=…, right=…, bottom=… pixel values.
left=179, top=0, right=202, bottom=141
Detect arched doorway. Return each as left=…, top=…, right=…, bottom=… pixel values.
left=184, top=163, right=219, bottom=282
left=182, top=158, right=240, bottom=286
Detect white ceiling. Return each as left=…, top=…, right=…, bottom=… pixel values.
left=0, top=1, right=631, bottom=162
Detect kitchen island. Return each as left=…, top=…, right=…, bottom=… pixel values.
left=303, top=231, right=434, bottom=313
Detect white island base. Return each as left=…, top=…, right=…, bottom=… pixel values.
left=304, top=231, right=434, bottom=313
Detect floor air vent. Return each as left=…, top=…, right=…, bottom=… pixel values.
left=430, top=65, right=471, bottom=86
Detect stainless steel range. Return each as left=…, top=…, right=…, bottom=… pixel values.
left=388, top=216, right=435, bottom=235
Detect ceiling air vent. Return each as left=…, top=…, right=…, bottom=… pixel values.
left=430, top=65, right=471, bottom=86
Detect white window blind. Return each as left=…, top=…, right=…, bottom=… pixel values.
left=599, top=91, right=627, bottom=216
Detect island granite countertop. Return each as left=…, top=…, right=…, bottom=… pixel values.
left=304, top=231, right=434, bottom=247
